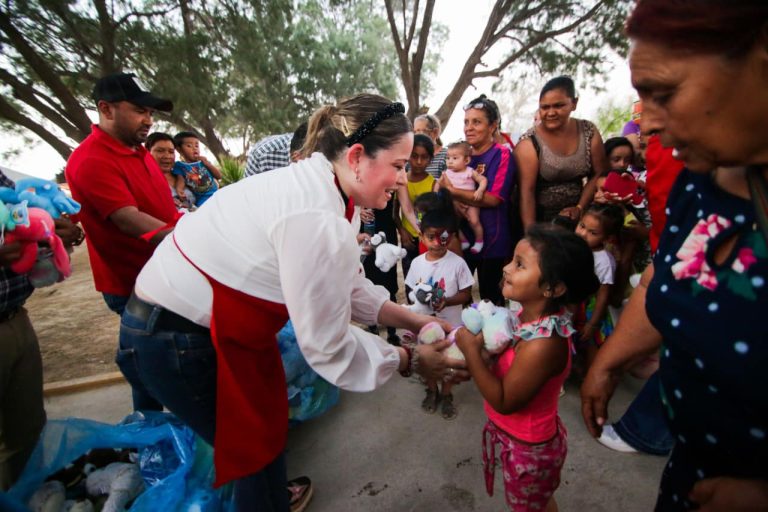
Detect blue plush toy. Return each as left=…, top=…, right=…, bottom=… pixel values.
left=0, top=201, right=14, bottom=233
left=14, top=177, right=80, bottom=219
left=0, top=186, right=19, bottom=204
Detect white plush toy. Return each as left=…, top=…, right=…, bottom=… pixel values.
left=369, top=231, right=407, bottom=272
left=85, top=462, right=144, bottom=512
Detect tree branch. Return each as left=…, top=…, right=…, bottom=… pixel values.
left=0, top=9, right=92, bottom=133
left=0, top=95, right=74, bottom=160
left=404, top=0, right=419, bottom=49
left=0, top=68, right=87, bottom=142
left=474, top=0, right=607, bottom=79
left=114, top=7, right=176, bottom=27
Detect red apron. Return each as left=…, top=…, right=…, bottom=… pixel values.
left=174, top=236, right=289, bottom=487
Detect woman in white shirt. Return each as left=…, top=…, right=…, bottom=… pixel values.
left=117, top=94, right=466, bottom=511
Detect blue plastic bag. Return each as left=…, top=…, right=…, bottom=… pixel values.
left=5, top=412, right=232, bottom=511
left=277, top=321, right=340, bottom=424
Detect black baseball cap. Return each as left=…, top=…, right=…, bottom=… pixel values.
left=92, top=72, right=173, bottom=112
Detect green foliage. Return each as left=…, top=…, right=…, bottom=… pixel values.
left=218, top=156, right=245, bottom=186
left=0, top=0, right=399, bottom=159
left=594, top=97, right=634, bottom=138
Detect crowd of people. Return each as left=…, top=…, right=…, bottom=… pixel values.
left=1, top=0, right=766, bottom=510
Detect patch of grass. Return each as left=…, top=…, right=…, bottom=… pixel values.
left=219, top=157, right=245, bottom=186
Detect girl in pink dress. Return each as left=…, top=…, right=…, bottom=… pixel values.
left=455, top=224, right=599, bottom=510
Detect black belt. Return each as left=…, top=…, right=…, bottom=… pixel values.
left=125, top=293, right=209, bottom=335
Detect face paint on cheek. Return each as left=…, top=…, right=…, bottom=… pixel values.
left=440, top=231, right=449, bottom=246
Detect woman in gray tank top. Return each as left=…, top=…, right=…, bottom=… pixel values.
left=515, top=76, right=608, bottom=226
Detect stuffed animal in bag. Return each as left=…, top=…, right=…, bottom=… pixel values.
left=3, top=207, right=71, bottom=279
left=369, top=231, right=406, bottom=272
left=85, top=462, right=144, bottom=512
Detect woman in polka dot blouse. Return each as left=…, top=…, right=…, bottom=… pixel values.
left=580, top=1, right=768, bottom=510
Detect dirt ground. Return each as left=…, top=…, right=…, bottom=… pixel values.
left=26, top=247, right=119, bottom=383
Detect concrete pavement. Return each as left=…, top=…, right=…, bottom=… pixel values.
left=45, top=371, right=666, bottom=511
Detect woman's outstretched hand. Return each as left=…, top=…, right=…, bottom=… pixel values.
left=415, top=340, right=470, bottom=384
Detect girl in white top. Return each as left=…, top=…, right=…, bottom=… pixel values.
left=574, top=203, right=624, bottom=369
left=119, top=94, right=467, bottom=511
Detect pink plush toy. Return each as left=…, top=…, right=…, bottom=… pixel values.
left=3, top=207, right=71, bottom=279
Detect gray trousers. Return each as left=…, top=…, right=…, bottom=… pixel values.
left=0, top=308, right=46, bottom=490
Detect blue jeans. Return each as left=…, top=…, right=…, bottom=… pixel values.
left=102, top=293, right=129, bottom=315
left=613, top=372, right=674, bottom=456
left=105, top=293, right=162, bottom=411
left=118, top=305, right=289, bottom=511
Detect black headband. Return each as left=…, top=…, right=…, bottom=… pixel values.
left=345, top=102, right=406, bottom=147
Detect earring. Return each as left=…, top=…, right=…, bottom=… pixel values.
left=355, top=169, right=361, bottom=182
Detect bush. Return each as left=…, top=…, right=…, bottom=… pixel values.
left=219, top=157, right=244, bottom=186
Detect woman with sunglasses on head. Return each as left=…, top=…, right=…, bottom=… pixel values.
left=515, top=76, right=608, bottom=228
left=116, top=94, right=468, bottom=511
left=581, top=1, right=768, bottom=510
left=438, top=94, right=517, bottom=305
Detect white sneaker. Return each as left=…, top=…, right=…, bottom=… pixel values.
left=597, top=424, right=638, bottom=453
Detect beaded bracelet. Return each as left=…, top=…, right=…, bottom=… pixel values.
left=399, top=344, right=420, bottom=378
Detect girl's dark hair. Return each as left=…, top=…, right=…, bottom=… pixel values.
left=526, top=224, right=599, bottom=311
left=413, top=133, right=435, bottom=159
left=465, top=94, right=500, bottom=126
left=585, top=203, right=625, bottom=239
left=172, top=131, right=198, bottom=148
left=415, top=189, right=457, bottom=233
left=540, top=76, right=577, bottom=100
left=604, top=136, right=635, bottom=162
left=145, top=132, right=173, bottom=150
left=301, top=93, right=412, bottom=161
left=626, top=0, right=768, bottom=60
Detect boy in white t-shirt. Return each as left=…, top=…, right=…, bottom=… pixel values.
left=405, top=203, right=474, bottom=420
left=574, top=203, right=625, bottom=369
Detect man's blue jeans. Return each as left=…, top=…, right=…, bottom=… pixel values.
left=103, top=293, right=162, bottom=411
left=613, top=371, right=674, bottom=456
left=118, top=304, right=289, bottom=511
left=102, top=293, right=129, bottom=315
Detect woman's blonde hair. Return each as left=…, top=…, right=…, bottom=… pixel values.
left=301, top=93, right=411, bottom=161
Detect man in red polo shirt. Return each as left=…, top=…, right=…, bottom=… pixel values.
left=66, top=72, right=178, bottom=410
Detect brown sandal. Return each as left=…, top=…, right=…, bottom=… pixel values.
left=421, top=388, right=439, bottom=414
left=288, top=476, right=313, bottom=512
